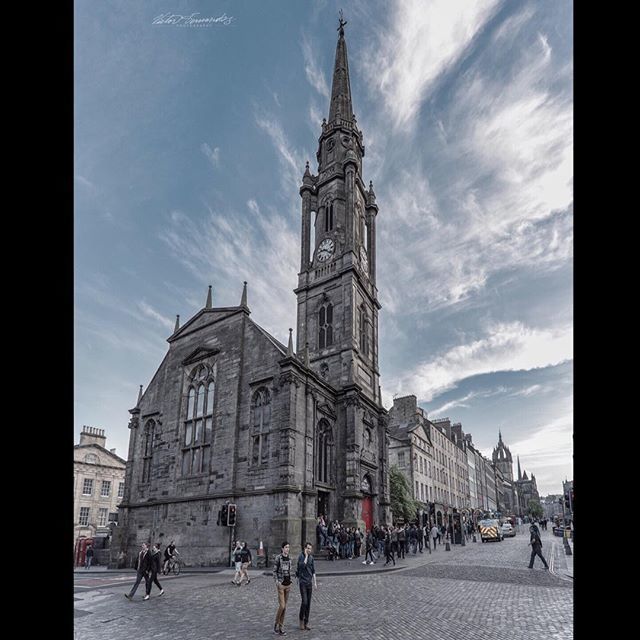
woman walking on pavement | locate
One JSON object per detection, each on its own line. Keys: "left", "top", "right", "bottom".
{"left": 296, "top": 542, "right": 317, "bottom": 631}
{"left": 239, "top": 541, "right": 252, "bottom": 585}
{"left": 273, "top": 541, "right": 293, "bottom": 635}
{"left": 231, "top": 541, "right": 243, "bottom": 585}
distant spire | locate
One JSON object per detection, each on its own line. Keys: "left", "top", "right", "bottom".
{"left": 241, "top": 281, "right": 248, "bottom": 307}
{"left": 304, "top": 342, "right": 310, "bottom": 367}
{"left": 517, "top": 455, "right": 522, "bottom": 481}
{"left": 287, "top": 328, "right": 294, "bottom": 356}
{"left": 367, "top": 180, "right": 377, "bottom": 205}
{"left": 498, "top": 430, "right": 503, "bottom": 444}
{"left": 137, "top": 384, "right": 143, "bottom": 407}
{"left": 205, "top": 285, "right": 212, "bottom": 309}
{"left": 328, "top": 11, "right": 353, "bottom": 124}
{"left": 523, "top": 470, "right": 528, "bottom": 480}
{"left": 174, "top": 314, "right": 180, "bottom": 333}
{"left": 302, "top": 160, "right": 314, "bottom": 186}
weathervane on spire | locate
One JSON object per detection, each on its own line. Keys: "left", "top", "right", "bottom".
{"left": 338, "top": 9, "right": 347, "bottom": 36}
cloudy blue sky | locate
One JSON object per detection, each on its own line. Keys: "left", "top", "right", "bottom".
{"left": 75, "top": 0, "right": 573, "bottom": 496}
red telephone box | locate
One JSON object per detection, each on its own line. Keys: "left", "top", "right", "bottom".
{"left": 75, "top": 537, "right": 94, "bottom": 567}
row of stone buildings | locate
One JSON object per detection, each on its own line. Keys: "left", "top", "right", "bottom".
{"left": 387, "top": 395, "right": 541, "bottom": 527}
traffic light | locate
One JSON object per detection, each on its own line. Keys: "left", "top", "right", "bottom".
{"left": 220, "top": 504, "right": 228, "bottom": 527}
{"left": 227, "top": 503, "right": 237, "bottom": 527}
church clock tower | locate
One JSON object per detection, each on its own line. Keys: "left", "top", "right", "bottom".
{"left": 295, "top": 16, "right": 380, "bottom": 404}
{"left": 294, "top": 15, "right": 390, "bottom": 531}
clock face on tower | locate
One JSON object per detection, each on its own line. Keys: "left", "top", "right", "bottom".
{"left": 317, "top": 238, "right": 335, "bottom": 262}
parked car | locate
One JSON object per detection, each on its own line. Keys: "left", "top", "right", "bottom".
{"left": 500, "top": 522, "right": 516, "bottom": 537}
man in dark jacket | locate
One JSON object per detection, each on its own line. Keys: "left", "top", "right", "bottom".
{"left": 296, "top": 542, "right": 317, "bottom": 631}
{"left": 84, "top": 545, "right": 94, "bottom": 569}
{"left": 125, "top": 542, "right": 152, "bottom": 600}
{"left": 528, "top": 525, "right": 549, "bottom": 569}
{"left": 145, "top": 543, "right": 164, "bottom": 598}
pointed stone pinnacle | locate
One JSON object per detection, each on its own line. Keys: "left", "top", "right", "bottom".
{"left": 287, "top": 328, "right": 294, "bottom": 356}
{"left": 241, "top": 281, "right": 248, "bottom": 307}
{"left": 137, "top": 385, "right": 143, "bottom": 406}
{"left": 174, "top": 314, "right": 180, "bottom": 333}
{"left": 205, "top": 285, "right": 212, "bottom": 309}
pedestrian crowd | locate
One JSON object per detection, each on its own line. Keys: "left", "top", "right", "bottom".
{"left": 314, "top": 517, "right": 474, "bottom": 565}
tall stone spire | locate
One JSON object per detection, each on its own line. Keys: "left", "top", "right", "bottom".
{"left": 205, "top": 285, "right": 212, "bottom": 309}
{"left": 498, "top": 429, "right": 503, "bottom": 444}
{"left": 517, "top": 455, "right": 522, "bottom": 481}
{"left": 328, "top": 11, "right": 354, "bottom": 124}
{"left": 174, "top": 314, "right": 180, "bottom": 333}
{"left": 136, "top": 384, "right": 143, "bottom": 407}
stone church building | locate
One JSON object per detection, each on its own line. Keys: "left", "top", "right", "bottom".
{"left": 492, "top": 431, "right": 517, "bottom": 515}
{"left": 113, "top": 20, "right": 392, "bottom": 566}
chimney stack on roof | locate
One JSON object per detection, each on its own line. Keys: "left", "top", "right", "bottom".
{"left": 79, "top": 426, "right": 107, "bottom": 447}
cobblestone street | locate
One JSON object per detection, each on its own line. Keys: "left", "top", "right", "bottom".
{"left": 74, "top": 530, "right": 572, "bottom": 640}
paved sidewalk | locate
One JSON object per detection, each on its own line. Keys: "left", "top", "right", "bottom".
{"left": 74, "top": 540, "right": 471, "bottom": 578}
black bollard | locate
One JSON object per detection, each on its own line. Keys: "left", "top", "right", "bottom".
{"left": 472, "top": 534, "right": 477, "bottom": 542}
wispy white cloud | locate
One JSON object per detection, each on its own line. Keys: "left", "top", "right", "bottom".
{"left": 430, "top": 386, "right": 509, "bottom": 415}
{"left": 386, "top": 321, "right": 573, "bottom": 403}
{"left": 201, "top": 142, "right": 221, "bottom": 169}
{"left": 371, "top": 6, "right": 572, "bottom": 313}
{"left": 510, "top": 384, "right": 543, "bottom": 398}
{"left": 158, "top": 200, "right": 299, "bottom": 344}
{"left": 138, "top": 301, "right": 175, "bottom": 331}
{"left": 75, "top": 175, "right": 95, "bottom": 190}
{"left": 491, "top": 5, "right": 536, "bottom": 45}
{"left": 362, "top": 0, "right": 501, "bottom": 130}
{"left": 309, "top": 103, "right": 324, "bottom": 135}
{"left": 75, "top": 308, "right": 167, "bottom": 361}
{"left": 254, "top": 114, "right": 306, "bottom": 198}
{"left": 301, "top": 33, "right": 330, "bottom": 98}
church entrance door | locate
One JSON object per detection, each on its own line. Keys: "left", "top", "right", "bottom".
{"left": 317, "top": 491, "right": 329, "bottom": 521}
{"left": 362, "top": 496, "right": 373, "bottom": 532}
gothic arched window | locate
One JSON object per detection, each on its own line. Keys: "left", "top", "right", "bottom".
{"left": 182, "top": 365, "right": 216, "bottom": 476}
{"left": 325, "top": 202, "right": 334, "bottom": 232}
{"left": 142, "top": 419, "right": 155, "bottom": 483}
{"left": 250, "top": 387, "right": 271, "bottom": 466}
{"left": 316, "top": 419, "right": 334, "bottom": 484}
{"left": 359, "top": 305, "right": 369, "bottom": 356}
{"left": 319, "top": 302, "right": 333, "bottom": 349}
